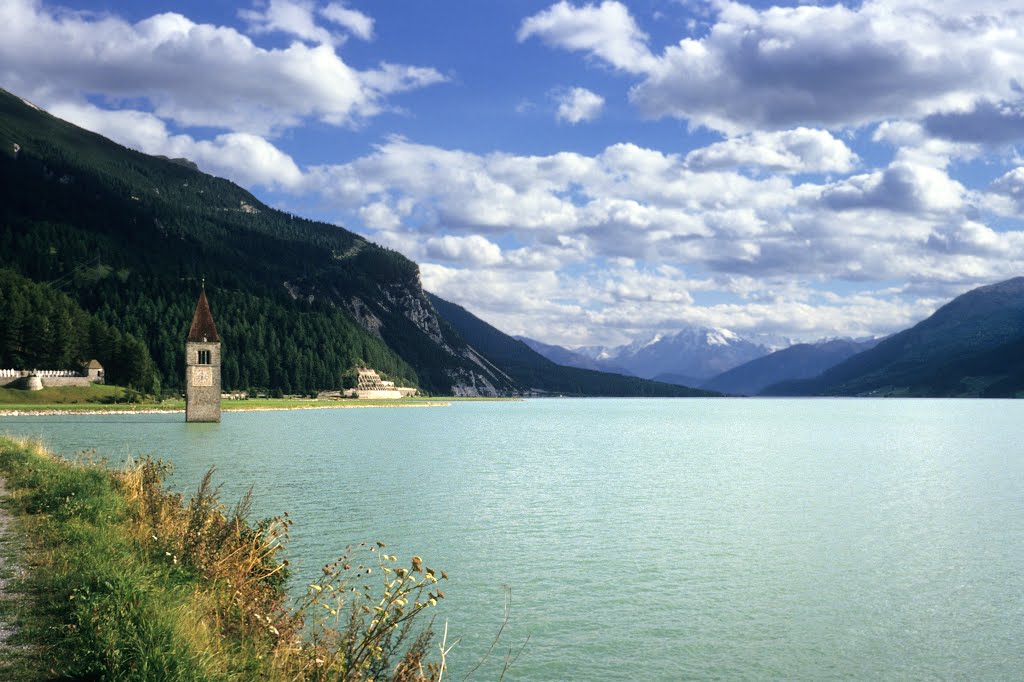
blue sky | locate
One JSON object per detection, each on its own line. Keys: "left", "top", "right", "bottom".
{"left": 5, "top": 0, "right": 1024, "bottom": 347}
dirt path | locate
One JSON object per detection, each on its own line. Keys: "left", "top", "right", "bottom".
{"left": 0, "top": 476, "right": 30, "bottom": 676}
{"left": 0, "top": 478, "right": 16, "bottom": 639}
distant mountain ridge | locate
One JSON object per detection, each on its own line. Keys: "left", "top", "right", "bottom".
{"left": 515, "top": 336, "right": 630, "bottom": 374}
{"left": 430, "top": 295, "right": 719, "bottom": 397}
{"left": 621, "top": 327, "right": 769, "bottom": 381}
{"left": 524, "top": 326, "right": 771, "bottom": 384}
{"left": 765, "top": 277, "right": 1024, "bottom": 397}
{"left": 702, "top": 338, "right": 880, "bottom": 395}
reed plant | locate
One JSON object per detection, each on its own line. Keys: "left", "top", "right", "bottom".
{"left": 0, "top": 436, "right": 448, "bottom": 680}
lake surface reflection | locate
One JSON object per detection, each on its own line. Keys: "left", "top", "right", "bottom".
{"left": 3, "top": 398, "right": 1022, "bottom": 679}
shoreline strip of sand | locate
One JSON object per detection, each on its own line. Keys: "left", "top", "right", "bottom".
{"left": 0, "top": 402, "right": 452, "bottom": 417}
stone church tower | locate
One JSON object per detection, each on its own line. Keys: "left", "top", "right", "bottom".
{"left": 185, "top": 287, "right": 221, "bottom": 423}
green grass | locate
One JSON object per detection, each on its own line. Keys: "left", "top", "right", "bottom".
{"left": 222, "top": 397, "right": 454, "bottom": 410}
{"left": 0, "top": 438, "right": 215, "bottom": 680}
{"left": 0, "top": 392, "right": 519, "bottom": 413}
{"left": 0, "top": 403, "right": 180, "bottom": 413}
{"left": 0, "top": 437, "right": 449, "bottom": 680}
{"left": 0, "top": 384, "right": 131, "bottom": 406}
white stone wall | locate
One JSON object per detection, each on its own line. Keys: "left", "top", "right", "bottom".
{"left": 40, "top": 376, "right": 95, "bottom": 388}
{"left": 357, "top": 389, "right": 403, "bottom": 400}
{"left": 0, "top": 369, "right": 102, "bottom": 388}
{"left": 0, "top": 371, "right": 22, "bottom": 387}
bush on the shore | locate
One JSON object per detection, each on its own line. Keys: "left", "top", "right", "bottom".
{"left": 0, "top": 437, "right": 448, "bottom": 680}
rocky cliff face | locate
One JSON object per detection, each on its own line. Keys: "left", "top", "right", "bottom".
{"left": 377, "top": 280, "right": 520, "bottom": 395}
{"left": 379, "top": 282, "right": 454, "bottom": 351}
{"left": 290, "top": 272, "right": 521, "bottom": 396}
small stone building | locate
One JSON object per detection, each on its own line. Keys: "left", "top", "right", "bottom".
{"left": 185, "top": 288, "right": 222, "bottom": 423}
{"left": 83, "top": 359, "right": 104, "bottom": 383}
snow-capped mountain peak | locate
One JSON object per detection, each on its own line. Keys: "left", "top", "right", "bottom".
{"left": 555, "top": 325, "right": 771, "bottom": 384}
{"left": 642, "top": 333, "right": 664, "bottom": 348}
{"left": 705, "top": 328, "right": 739, "bottom": 347}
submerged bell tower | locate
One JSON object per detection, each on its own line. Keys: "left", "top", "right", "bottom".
{"left": 185, "top": 285, "right": 221, "bottom": 423}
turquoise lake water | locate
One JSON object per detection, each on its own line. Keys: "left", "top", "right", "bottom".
{"left": 3, "top": 398, "right": 1023, "bottom": 679}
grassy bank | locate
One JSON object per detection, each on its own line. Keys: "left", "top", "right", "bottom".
{"left": 0, "top": 384, "right": 140, "bottom": 406}
{"left": 0, "top": 437, "right": 448, "bottom": 680}
{"left": 222, "top": 397, "right": 454, "bottom": 410}
{"left": 0, "top": 386, "right": 518, "bottom": 413}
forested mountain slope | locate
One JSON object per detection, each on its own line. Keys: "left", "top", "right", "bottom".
{"left": 765, "top": 278, "right": 1024, "bottom": 397}
{"left": 0, "top": 269, "right": 157, "bottom": 390}
{"left": 0, "top": 89, "right": 518, "bottom": 395}
{"left": 702, "top": 338, "right": 879, "bottom": 396}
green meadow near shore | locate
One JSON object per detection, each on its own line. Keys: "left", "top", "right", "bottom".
{"left": 0, "top": 384, "right": 135, "bottom": 407}
{"left": 0, "top": 436, "right": 451, "bottom": 681}
{"left": 0, "top": 385, "right": 510, "bottom": 414}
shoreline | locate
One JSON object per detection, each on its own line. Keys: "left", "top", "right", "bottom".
{"left": 0, "top": 401, "right": 453, "bottom": 417}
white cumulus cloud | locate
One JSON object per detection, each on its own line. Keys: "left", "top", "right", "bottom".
{"left": 47, "top": 101, "right": 304, "bottom": 190}
{"left": 520, "top": 0, "right": 1024, "bottom": 135}
{"left": 517, "top": 0, "right": 657, "bottom": 74}
{"left": 302, "top": 137, "right": 1024, "bottom": 298}
{"left": 0, "top": 0, "right": 442, "bottom": 135}
{"left": 321, "top": 2, "right": 374, "bottom": 41}
{"left": 822, "top": 162, "right": 966, "bottom": 214}
{"left": 685, "top": 128, "right": 858, "bottom": 174}
{"left": 555, "top": 87, "right": 605, "bottom": 124}
{"left": 240, "top": 1, "right": 374, "bottom": 44}
{"left": 425, "top": 235, "right": 504, "bottom": 266}
{"left": 240, "top": 0, "right": 337, "bottom": 45}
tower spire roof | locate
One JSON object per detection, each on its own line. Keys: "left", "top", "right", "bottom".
{"left": 187, "top": 287, "right": 220, "bottom": 343}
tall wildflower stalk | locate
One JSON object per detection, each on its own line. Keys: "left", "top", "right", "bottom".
{"left": 10, "top": 441, "right": 449, "bottom": 681}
